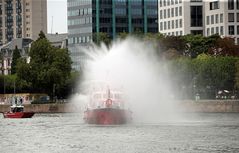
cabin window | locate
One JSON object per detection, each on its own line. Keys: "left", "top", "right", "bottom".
{"left": 93, "top": 94, "right": 101, "bottom": 99}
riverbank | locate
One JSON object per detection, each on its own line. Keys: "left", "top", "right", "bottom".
{"left": 0, "top": 100, "right": 239, "bottom": 113}
{"left": 0, "top": 103, "right": 81, "bottom": 113}
{"left": 179, "top": 100, "right": 239, "bottom": 113}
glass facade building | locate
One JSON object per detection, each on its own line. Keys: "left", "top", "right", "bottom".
{"left": 67, "top": 0, "right": 158, "bottom": 71}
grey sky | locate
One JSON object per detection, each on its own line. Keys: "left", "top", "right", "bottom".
{"left": 47, "top": 0, "right": 67, "bottom": 34}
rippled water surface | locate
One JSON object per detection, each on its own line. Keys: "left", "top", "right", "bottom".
{"left": 1, "top": 113, "right": 239, "bottom": 153}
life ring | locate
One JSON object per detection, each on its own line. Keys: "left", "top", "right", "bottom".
{"left": 106, "top": 99, "right": 112, "bottom": 107}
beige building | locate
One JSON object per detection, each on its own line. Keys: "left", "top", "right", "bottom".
{"left": 159, "top": 0, "right": 239, "bottom": 44}
{"left": 158, "top": 0, "right": 203, "bottom": 36}
{"left": 0, "top": 0, "right": 47, "bottom": 45}
{"left": 204, "top": 0, "right": 239, "bottom": 44}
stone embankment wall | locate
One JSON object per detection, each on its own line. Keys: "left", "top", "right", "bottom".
{"left": 179, "top": 100, "right": 239, "bottom": 113}
{"left": 0, "top": 103, "right": 81, "bottom": 113}
{"left": 0, "top": 100, "right": 239, "bottom": 113}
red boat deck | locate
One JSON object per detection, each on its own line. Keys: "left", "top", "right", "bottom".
{"left": 3, "top": 112, "right": 35, "bottom": 118}
{"left": 84, "top": 108, "right": 132, "bottom": 125}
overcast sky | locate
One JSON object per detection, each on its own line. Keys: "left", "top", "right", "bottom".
{"left": 47, "top": 0, "right": 67, "bottom": 34}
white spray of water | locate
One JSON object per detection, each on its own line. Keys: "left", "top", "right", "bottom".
{"left": 71, "top": 37, "right": 182, "bottom": 123}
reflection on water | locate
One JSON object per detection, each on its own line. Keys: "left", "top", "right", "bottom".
{"left": 1, "top": 113, "right": 239, "bottom": 153}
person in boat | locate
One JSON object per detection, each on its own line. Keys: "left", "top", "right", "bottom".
{"left": 20, "top": 97, "right": 23, "bottom": 105}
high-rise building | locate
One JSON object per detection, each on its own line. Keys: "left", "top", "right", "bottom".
{"left": 158, "top": 0, "right": 203, "bottom": 36}
{"left": 158, "top": 0, "right": 239, "bottom": 44}
{"left": 0, "top": 0, "right": 47, "bottom": 46}
{"left": 204, "top": 0, "right": 239, "bottom": 44}
{"left": 67, "top": 0, "right": 158, "bottom": 71}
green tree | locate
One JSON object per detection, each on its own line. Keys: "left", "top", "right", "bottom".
{"left": 159, "top": 35, "right": 186, "bottom": 54}
{"left": 93, "top": 32, "right": 111, "bottom": 46}
{"left": 182, "top": 34, "right": 219, "bottom": 58}
{"left": 192, "top": 54, "right": 237, "bottom": 98}
{"left": 15, "top": 58, "right": 32, "bottom": 92}
{"left": 208, "top": 37, "right": 239, "bottom": 56}
{"left": 16, "top": 32, "right": 72, "bottom": 99}
{"left": 11, "top": 46, "right": 21, "bottom": 74}
{"left": 235, "top": 60, "right": 239, "bottom": 89}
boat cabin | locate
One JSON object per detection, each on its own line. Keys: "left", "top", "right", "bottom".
{"left": 10, "top": 105, "right": 24, "bottom": 113}
{"left": 89, "top": 90, "right": 125, "bottom": 109}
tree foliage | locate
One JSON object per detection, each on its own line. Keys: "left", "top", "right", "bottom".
{"left": 16, "top": 32, "right": 72, "bottom": 98}
{"left": 11, "top": 46, "right": 21, "bottom": 74}
{"left": 208, "top": 37, "right": 239, "bottom": 56}
{"left": 93, "top": 32, "right": 111, "bottom": 46}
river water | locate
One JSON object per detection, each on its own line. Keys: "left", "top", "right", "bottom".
{"left": 0, "top": 113, "right": 239, "bottom": 153}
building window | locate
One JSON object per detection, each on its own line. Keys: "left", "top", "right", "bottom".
{"left": 207, "top": 28, "right": 210, "bottom": 36}
{"left": 168, "top": 21, "right": 170, "bottom": 29}
{"left": 171, "top": 0, "right": 174, "bottom": 5}
{"left": 180, "top": 31, "right": 182, "bottom": 35}
{"left": 207, "top": 16, "right": 209, "bottom": 25}
{"left": 164, "top": 21, "right": 167, "bottom": 30}
{"left": 211, "top": 27, "right": 214, "bottom": 34}
{"left": 7, "top": 58, "right": 11, "bottom": 67}
{"left": 228, "top": 13, "right": 234, "bottom": 22}
{"left": 237, "top": 0, "right": 239, "bottom": 9}
{"left": 160, "top": 22, "right": 163, "bottom": 30}
{"left": 215, "top": 14, "right": 219, "bottom": 23}
{"left": 175, "top": 7, "right": 178, "bottom": 16}
{"left": 160, "top": 10, "right": 163, "bottom": 19}
{"left": 220, "top": 26, "right": 224, "bottom": 35}
{"left": 168, "top": 9, "right": 170, "bottom": 18}
{"left": 210, "top": 1, "right": 219, "bottom": 10}
{"left": 179, "top": 6, "right": 182, "bottom": 16}
{"left": 164, "top": 9, "right": 166, "bottom": 18}
{"left": 237, "top": 26, "right": 239, "bottom": 34}
{"left": 216, "top": 27, "right": 219, "bottom": 34}
{"left": 228, "top": 0, "right": 234, "bottom": 10}
{"left": 190, "top": 6, "right": 202, "bottom": 27}
{"left": 179, "top": 19, "right": 182, "bottom": 27}
{"left": 172, "top": 20, "right": 174, "bottom": 29}
{"left": 171, "top": 8, "right": 174, "bottom": 17}
{"left": 190, "top": 0, "right": 203, "bottom": 2}
{"left": 237, "top": 13, "right": 239, "bottom": 22}
{"left": 229, "top": 25, "right": 235, "bottom": 35}
{"left": 220, "top": 14, "right": 223, "bottom": 23}
{"left": 176, "top": 19, "right": 178, "bottom": 28}
{"left": 211, "top": 15, "right": 214, "bottom": 24}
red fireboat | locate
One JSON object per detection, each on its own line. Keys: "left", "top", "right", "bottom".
{"left": 83, "top": 86, "right": 132, "bottom": 125}
{"left": 3, "top": 105, "right": 35, "bottom": 118}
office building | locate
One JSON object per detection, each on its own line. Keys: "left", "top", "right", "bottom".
{"left": 204, "top": 0, "right": 239, "bottom": 44}
{"left": 67, "top": 0, "right": 158, "bottom": 71}
{"left": 158, "top": 0, "right": 203, "bottom": 36}
{"left": 159, "top": 0, "right": 239, "bottom": 44}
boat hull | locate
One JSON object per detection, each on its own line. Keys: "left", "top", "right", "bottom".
{"left": 84, "top": 108, "right": 132, "bottom": 125}
{"left": 3, "top": 112, "right": 35, "bottom": 118}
